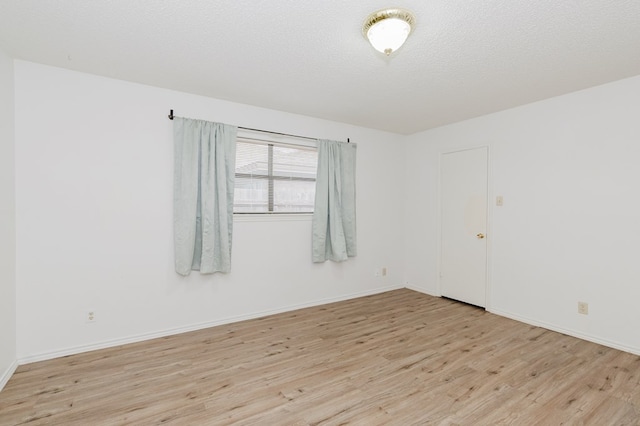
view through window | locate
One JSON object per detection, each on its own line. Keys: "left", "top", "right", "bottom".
{"left": 234, "top": 139, "right": 317, "bottom": 213}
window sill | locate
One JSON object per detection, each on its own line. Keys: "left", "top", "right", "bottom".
{"left": 233, "top": 213, "right": 313, "bottom": 222}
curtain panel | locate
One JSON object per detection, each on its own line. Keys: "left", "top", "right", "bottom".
{"left": 312, "top": 139, "right": 357, "bottom": 262}
{"left": 173, "top": 117, "right": 237, "bottom": 275}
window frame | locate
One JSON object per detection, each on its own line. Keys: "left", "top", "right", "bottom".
{"left": 234, "top": 131, "right": 318, "bottom": 216}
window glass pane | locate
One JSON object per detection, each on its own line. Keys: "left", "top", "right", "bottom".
{"left": 234, "top": 139, "right": 317, "bottom": 214}
{"left": 234, "top": 176, "right": 268, "bottom": 213}
{"left": 272, "top": 146, "right": 317, "bottom": 179}
{"left": 236, "top": 142, "right": 268, "bottom": 177}
{"left": 273, "top": 180, "right": 316, "bottom": 213}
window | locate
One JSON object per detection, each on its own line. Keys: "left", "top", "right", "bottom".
{"left": 234, "top": 138, "right": 317, "bottom": 213}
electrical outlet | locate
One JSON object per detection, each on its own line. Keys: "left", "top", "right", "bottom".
{"left": 496, "top": 195, "right": 504, "bottom": 206}
{"left": 578, "top": 302, "right": 588, "bottom": 315}
{"left": 374, "top": 269, "right": 381, "bottom": 277}
{"left": 86, "top": 310, "right": 97, "bottom": 323}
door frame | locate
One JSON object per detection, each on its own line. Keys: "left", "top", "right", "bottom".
{"left": 436, "top": 145, "right": 493, "bottom": 309}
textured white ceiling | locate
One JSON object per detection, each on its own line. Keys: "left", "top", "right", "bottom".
{"left": 0, "top": 0, "right": 639, "bottom": 134}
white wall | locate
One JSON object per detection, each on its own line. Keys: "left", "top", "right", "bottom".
{"left": 14, "top": 61, "right": 405, "bottom": 361}
{"left": 14, "top": 58, "right": 640, "bottom": 366}
{"left": 0, "top": 50, "right": 17, "bottom": 389}
{"left": 404, "top": 74, "right": 640, "bottom": 354}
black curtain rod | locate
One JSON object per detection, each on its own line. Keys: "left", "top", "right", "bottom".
{"left": 168, "top": 110, "right": 349, "bottom": 143}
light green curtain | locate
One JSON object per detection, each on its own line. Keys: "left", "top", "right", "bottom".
{"left": 173, "top": 117, "right": 237, "bottom": 275}
{"left": 312, "top": 139, "right": 357, "bottom": 262}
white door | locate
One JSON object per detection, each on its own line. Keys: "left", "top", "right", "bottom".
{"left": 440, "top": 147, "right": 488, "bottom": 307}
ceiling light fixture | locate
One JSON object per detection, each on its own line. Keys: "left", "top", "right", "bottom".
{"left": 363, "top": 8, "right": 415, "bottom": 56}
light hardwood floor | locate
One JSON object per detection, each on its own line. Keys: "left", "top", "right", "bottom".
{"left": 1, "top": 289, "right": 639, "bottom": 425}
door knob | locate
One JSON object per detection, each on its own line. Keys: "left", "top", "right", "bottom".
{"left": 476, "top": 233, "right": 485, "bottom": 239}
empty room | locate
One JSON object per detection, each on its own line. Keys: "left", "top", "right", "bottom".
{"left": 1, "top": 1, "right": 640, "bottom": 424}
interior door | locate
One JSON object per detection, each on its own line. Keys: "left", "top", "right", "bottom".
{"left": 440, "top": 147, "right": 488, "bottom": 307}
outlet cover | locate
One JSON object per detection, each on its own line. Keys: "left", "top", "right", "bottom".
{"left": 578, "top": 302, "right": 588, "bottom": 315}
{"left": 86, "top": 310, "right": 97, "bottom": 323}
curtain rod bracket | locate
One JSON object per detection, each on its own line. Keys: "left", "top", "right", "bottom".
{"left": 168, "top": 109, "right": 174, "bottom": 120}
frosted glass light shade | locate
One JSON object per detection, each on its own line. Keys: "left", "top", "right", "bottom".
{"left": 363, "top": 9, "right": 415, "bottom": 56}
{"left": 367, "top": 18, "right": 411, "bottom": 55}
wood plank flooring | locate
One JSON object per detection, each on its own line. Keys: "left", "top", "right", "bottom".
{"left": 1, "top": 289, "right": 640, "bottom": 425}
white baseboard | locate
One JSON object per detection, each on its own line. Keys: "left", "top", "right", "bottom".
{"left": 21, "top": 283, "right": 636, "bottom": 366}
{"left": 489, "top": 307, "right": 640, "bottom": 356}
{"left": 0, "top": 359, "right": 18, "bottom": 392}
{"left": 404, "top": 284, "right": 439, "bottom": 297}
{"left": 406, "top": 285, "right": 640, "bottom": 356}
{"left": 18, "top": 284, "right": 403, "bottom": 365}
